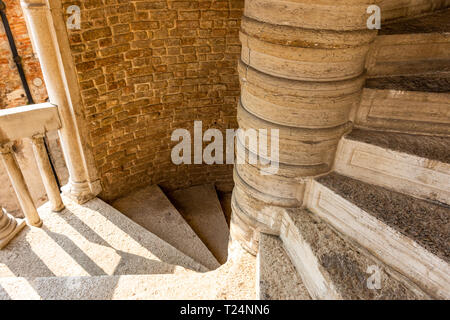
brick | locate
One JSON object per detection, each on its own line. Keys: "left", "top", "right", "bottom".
{"left": 57, "top": 0, "right": 243, "bottom": 200}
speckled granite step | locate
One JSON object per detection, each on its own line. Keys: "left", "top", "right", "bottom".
{"left": 347, "top": 129, "right": 450, "bottom": 163}
{"left": 281, "top": 209, "right": 428, "bottom": 300}
{"left": 366, "top": 9, "right": 450, "bottom": 77}
{"left": 306, "top": 173, "right": 450, "bottom": 298}
{"left": 112, "top": 185, "right": 220, "bottom": 270}
{"left": 356, "top": 75, "right": 450, "bottom": 136}
{"left": 365, "top": 73, "right": 450, "bottom": 93}
{"left": 380, "top": 9, "right": 450, "bottom": 35}
{"left": 0, "top": 196, "right": 205, "bottom": 279}
{"left": 335, "top": 130, "right": 450, "bottom": 204}
{"left": 258, "top": 233, "right": 310, "bottom": 300}
{"left": 168, "top": 184, "right": 230, "bottom": 264}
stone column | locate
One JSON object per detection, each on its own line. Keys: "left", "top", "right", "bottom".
{"left": 0, "top": 207, "right": 26, "bottom": 250}
{"left": 31, "top": 134, "right": 65, "bottom": 212}
{"left": 0, "top": 143, "right": 42, "bottom": 227}
{"left": 20, "top": 0, "right": 98, "bottom": 204}
{"left": 231, "top": 0, "right": 379, "bottom": 253}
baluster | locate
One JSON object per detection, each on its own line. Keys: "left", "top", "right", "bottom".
{"left": 31, "top": 134, "right": 64, "bottom": 212}
{"left": 0, "top": 142, "right": 42, "bottom": 227}
{"left": 0, "top": 207, "right": 26, "bottom": 249}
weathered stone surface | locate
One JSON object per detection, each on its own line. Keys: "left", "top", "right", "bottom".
{"left": 0, "top": 195, "right": 206, "bottom": 278}
{"left": 346, "top": 129, "right": 450, "bottom": 164}
{"left": 307, "top": 175, "right": 450, "bottom": 299}
{"left": 0, "top": 209, "right": 26, "bottom": 250}
{"left": 239, "top": 61, "right": 366, "bottom": 128}
{"left": 244, "top": 0, "right": 381, "bottom": 31}
{"left": 380, "top": 8, "right": 450, "bottom": 35}
{"left": 0, "top": 104, "right": 61, "bottom": 143}
{"left": 355, "top": 87, "right": 450, "bottom": 136}
{"left": 112, "top": 185, "right": 220, "bottom": 270}
{"left": 281, "top": 209, "right": 426, "bottom": 300}
{"left": 232, "top": 0, "right": 374, "bottom": 251}
{"left": 168, "top": 184, "right": 230, "bottom": 265}
{"left": 237, "top": 102, "right": 351, "bottom": 167}
{"left": 366, "top": 9, "right": 450, "bottom": 77}
{"left": 334, "top": 130, "right": 450, "bottom": 204}
{"left": 317, "top": 173, "right": 450, "bottom": 263}
{"left": 258, "top": 233, "right": 311, "bottom": 300}
{"left": 0, "top": 240, "right": 256, "bottom": 300}
{"left": 365, "top": 73, "right": 450, "bottom": 93}
{"left": 380, "top": 0, "right": 450, "bottom": 22}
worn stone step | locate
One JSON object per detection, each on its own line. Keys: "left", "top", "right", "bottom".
{"left": 365, "top": 73, "right": 450, "bottom": 93}
{"left": 380, "top": 8, "right": 450, "bottom": 35}
{"left": 0, "top": 196, "right": 205, "bottom": 279}
{"left": 380, "top": 1, "right": 449, "bottom": 23}
{"left": 168, "top": 184, "right": 230, "bottom": 264}
{"left": 305, "top": 173, "right": 450, "bottom": 299}
{"left": 258, "top": 233, "right": 311, "bottom": 300}
{"left": 366, "top": 9, "right": 450, "bottom": 77}
{"left": 112, "top": 185, "right": 220, "bottom": 270}
{"left": 334, "top": 129, "right": 450, "bottom": 204}
{"left": 355, "top": 71, "right": 450, "bottom": 136}
{"left": 280, "top": 208, "right": 428, "bottom": 300}
{"left": 0, "top": 240, "right": 256, "bottom": 300}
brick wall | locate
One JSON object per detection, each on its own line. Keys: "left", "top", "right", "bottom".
{"left": 0, "top": 0, "right": 47, "bottom": 108}
{"left": 64, "top": 0, "right": 243, "bottom": 200}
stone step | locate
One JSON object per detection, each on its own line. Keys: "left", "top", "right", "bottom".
{"left": 365, "top": 73, "right": 450, "bottom": 93}
{"left": 112, "top": 185, "right": 220, "bottom": 270}
{"left": 0, "top": 196, "right": 205, "bottom": 279}
{"left": 305, "top": 173, "right": 450, "bottom": 299}
{"left": 0, "top": 240, "right": 257, "bottom": 300}
{"left": 258, "top": 233, "right": 311, "bottom": 300}
{"left": 217, "top": 191, "right": 232, "bottom": 227}
{"left": 380, "top": 9, "right": 450, "bottom": 35}
{"left": 380, "top": 1, "right": 449, "bottom": 23}
{"left": 280, "top": 208, "right": 428, "bottom": 300}
{"left": 355, "top": 73, "right": 450, "bottom": 136}
{"left": 168, "top": 184, "right": 230, "bottom": 264}
{"left": 334, "top": 129, "right": 450, "bottom": 204}
{"left": 366, "top": 9, "right": 450, "bottom": 77}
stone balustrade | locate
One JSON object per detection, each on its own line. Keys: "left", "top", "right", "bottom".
{"left": 0, "top": 103, "right": 65, "bottom": 248}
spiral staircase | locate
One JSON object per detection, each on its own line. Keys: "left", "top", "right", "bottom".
{"left": 0, "top": 3, "right": 449, "bottom": 300}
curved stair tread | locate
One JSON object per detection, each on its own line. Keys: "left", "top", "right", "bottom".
{"left": 380, "top": 9, "right": 450, "bottom": 35}
{"left": 258, "top": 234, "right": 311, "bottom": 300}
{"left": 168, "top": 184, "right": 230, "bottom": 265}
{"left": 317, "top": 173, "right": 450, "bottom": 264}
{"left": 283, "top": 209, "right": 428, "bottom": 300}
{"left": 0, "top": 196, "right": 205, "bottom": 279}
{"left": 365, "top": 73, "right": 450, "bottom": 93}
{"left": 0, "top": 240, "right": 256, "bottom": 300}
{"left": 346, "top": 129, "right": 450, "bottom": 164}
{"left": 112, "top": 185, "right": 220, "bottom": 270}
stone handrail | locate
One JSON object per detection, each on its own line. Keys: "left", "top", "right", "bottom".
{"left": 0, "top": 103, "right": 65, "bottom": 243}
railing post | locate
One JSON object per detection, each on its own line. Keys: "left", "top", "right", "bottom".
{"left": 31, "top": 134, "right": 65, "bottom": 212}
{"left": 0, "top": 142, "right": 42, "bottom": 227}
{"left": 0, "top": 207, "right": 26, "bottom": 249}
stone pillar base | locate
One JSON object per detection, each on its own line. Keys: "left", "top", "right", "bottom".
{"left": 0, "top": 210, "right": 27, "bottom": 250}
{"left": 61, "top": 180, "right": 95, "bottom": 205}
